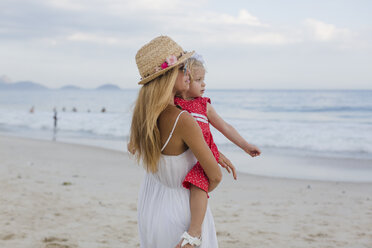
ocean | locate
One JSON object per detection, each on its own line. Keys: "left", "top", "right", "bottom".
{"left": 1, "top": 89, "right": 372, "bottom": 181}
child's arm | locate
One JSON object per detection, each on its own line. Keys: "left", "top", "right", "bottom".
{"left": 207, "top": 103, "right": 261, "bottom": 157}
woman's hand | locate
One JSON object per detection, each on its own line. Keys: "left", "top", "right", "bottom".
{"left": 244, "top": 144, "right": 261, "bottom": 157}
{"left": 218, "top": 151, "right": 237, "bottom": 180}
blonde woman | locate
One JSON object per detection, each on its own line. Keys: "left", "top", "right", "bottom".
{"left": 129, "top": 36, "right": 221, "bottom": 247}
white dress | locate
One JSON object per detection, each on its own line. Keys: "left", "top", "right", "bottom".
{"left": 138, "top": 111, "right": 218, "bottom": 248}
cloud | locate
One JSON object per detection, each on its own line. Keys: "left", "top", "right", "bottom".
{"left": 45, "top": 0, "right": 86, "bottom": 11}
{"left": 45, "top": 0, "right": 202, "bottom": 14}
{"left": 0, "top": 0, "right": 361, "bottom": 49}
{"left": 1, "top": 0, "right": 370, "bottom": 89}
{"left": 304, "top": 18, "right": 352, "bottom": 42}
{"left": 67, "top": 32, "right": 119, "bottom": 45}
{"left": 205, "top": 9, "right": 269, "bottom": 27}
{"left": 137, "top": 9, "right": 296, "bottom": 46}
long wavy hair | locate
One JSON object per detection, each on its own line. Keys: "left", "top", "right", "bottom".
{"left": 128, "top": 67, "right": 179, "bottom": 173}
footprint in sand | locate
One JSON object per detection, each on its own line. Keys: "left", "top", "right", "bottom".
{"left": 308, "top": 232, "right": 329, "bottom": 238}
{"left": 43, "top": 237, "right": 76, "bottom": 248}
{"left": 302, "top": 237, "right": 316, "bottom": 243}
{"left": 129, "top": 203, "right": 137, "bottom": 211}
{"left": 43, "top": 237, "right": 68, "bottom": 243}
{"left": 263, "top": 212, "right": 280, "bottom": 218}
{"left": 127, "top": 220, "right": 137, "bottom": 225}
{"left": 225, "top": 239, "right": 239, "bottom": 244}
{"left": 45, "top": 244, "right": 73, "bottom": 248}
{"left": 1, "top": 233, "right": 15, "bottom": 240}
{"left": 250, "top": 201, "right": 261, "bottom": 206}
{"left": 216, "top": 231, "right": 231, "bottom": 237}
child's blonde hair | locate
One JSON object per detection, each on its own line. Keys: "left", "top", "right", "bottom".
{"left": 128, "top": 67, "right": 179, "bottom": 173}
{"left": 187, "top": 57, "right": 206, "bottom": 83}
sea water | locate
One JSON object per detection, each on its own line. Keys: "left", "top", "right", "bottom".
{"left": 1, "top": 89, "right": 371, "bottom": 181}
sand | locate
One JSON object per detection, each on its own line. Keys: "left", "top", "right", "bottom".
{"left": 0, "top": 135, "right": 371, "bottom": 248}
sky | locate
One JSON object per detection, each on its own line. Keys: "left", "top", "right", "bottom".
{"left": 0, "top": 0, "right": 371, "bottom": 89}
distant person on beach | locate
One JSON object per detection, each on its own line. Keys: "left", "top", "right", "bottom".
{"left": 53, "top": 108, "right": 58, "bottom": 129}
{"left": 52, "top": 108, "right": 58, "bottom": 141}
{"left": 29, "top": 106, "right": 34, "bottom": 113}
{"left": 128, "top": 36, "right": 224, "bottom": 247}
{"left": 101, "top": 107, "right": 106, "bottom": 113}
{"left": 174, "top": 55, "right": 261, "bottom": 242}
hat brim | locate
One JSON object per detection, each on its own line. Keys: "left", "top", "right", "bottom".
{"left": 138, "top": 51, "right": 195, "bottom": 85}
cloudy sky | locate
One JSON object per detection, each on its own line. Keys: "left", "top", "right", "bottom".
{"left": 1, "top": 0, "right": 371, "bottom": 89}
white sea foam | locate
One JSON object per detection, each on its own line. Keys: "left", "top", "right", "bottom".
{"left": 0, "top": 89, "right": 371, "bottom": 160}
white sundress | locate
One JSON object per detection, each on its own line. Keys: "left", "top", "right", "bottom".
{"left": 137, "top": 111, "right": 218, "bottom": 248}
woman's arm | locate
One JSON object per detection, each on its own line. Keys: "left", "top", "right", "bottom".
{"left": 174, "top": 113, "right": 222, "bottom": 248}
{"left": 207, "top": 103, "right": 261, "bottom": 157}
{"left": 178, "top": 113, "right": 222, "bottom": 192}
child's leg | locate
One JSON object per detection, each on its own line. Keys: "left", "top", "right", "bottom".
{"left": 183, "top": 162, "right": 209, "bottom": 194}
{"left": 188, "top": 184, "right": 208, "bottom": 237}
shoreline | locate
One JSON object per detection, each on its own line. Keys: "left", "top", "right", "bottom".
{"left": 1, "top": 135, "right": 372, "bottom": 247}
{"left": 2, "top": 124, "right": 372, "bottom": 160}
{"left": 1, "top": 131, "right": 372, "bottom": 183}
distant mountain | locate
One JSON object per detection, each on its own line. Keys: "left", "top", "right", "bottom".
{"left": 96, "top": 84, "right": 121, "bottom": 90}
{"left": 60, "top": 85, "right": 82, "bottom": 90}
{"left": 0, "top": 81, "right": 48, "bottom": 90}
{"left": 0, "top": 77, "right": 122, "bottom": 91}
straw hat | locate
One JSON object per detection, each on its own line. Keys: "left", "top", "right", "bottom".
{"left": 135, "top": 36, "right": 194, "bottom": 85}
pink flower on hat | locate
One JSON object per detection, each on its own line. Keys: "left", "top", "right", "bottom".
{"left": 166, "top": 55, "right": 178, "bottom": 66}
{"left": 155, "top": 54, "right": 179, "bottom": 72}
{"left": 161, "top": 62, "right": 168, "bottom": 69}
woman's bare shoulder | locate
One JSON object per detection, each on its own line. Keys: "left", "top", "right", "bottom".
{"left": 176, "top": 110, "right": 200, "bottom": 134}
{"left": 158, "top": 105, "right": 187, "bottom": 129}
{"left": 159, "top": 105, "right": 183, "bottom": 120}
{"left": 159, "top": 106, "right": 196, "bottom": 132}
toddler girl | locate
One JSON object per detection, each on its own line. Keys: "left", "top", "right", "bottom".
{"left": 175, "top": 56, "right": 261, "bottom": 246}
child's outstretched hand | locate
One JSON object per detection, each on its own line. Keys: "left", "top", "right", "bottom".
{"left": 244, "top": 144, "right": 261, "bottom": 157}
{"left": 218, "top": 151, "right": 237, "bottom": 180}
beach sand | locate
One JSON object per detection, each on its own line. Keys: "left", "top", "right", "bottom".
{"left": 1, "top": 135, "right": 371, "bottom": 248}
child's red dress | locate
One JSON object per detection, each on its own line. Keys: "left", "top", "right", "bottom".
{"left": 174, "top": 97, "right": 219, "bottom": 194}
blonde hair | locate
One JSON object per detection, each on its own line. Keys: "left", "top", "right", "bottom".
{"left": 129, "top": 67, "right": 179, "bottom": 173}
{"left": 187, "top": 58, "right": 206, "bottom": 83}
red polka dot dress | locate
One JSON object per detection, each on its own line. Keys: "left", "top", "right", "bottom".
{"left": 174, "top": 96, "right": 220, "bottom": 194}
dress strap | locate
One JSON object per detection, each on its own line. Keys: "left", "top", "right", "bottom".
{"left": 161, "top": 110, "right": 187, "bottom": 152}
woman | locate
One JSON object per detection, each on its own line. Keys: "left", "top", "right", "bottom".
{"left": 129, "top": 36, "right": 222, "bottom": 247}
